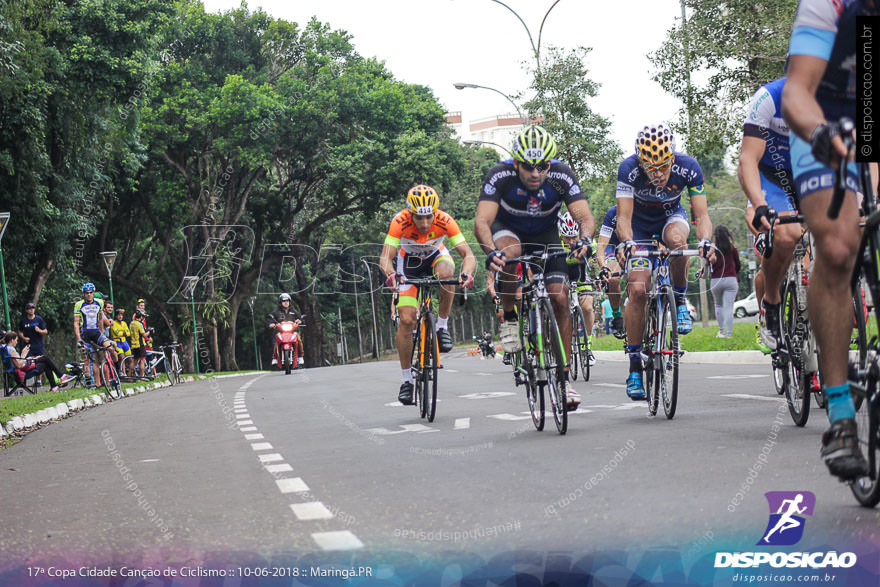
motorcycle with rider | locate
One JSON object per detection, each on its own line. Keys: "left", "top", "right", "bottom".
{"left": 266, "top": 293, "right": 305, "bottom": 374}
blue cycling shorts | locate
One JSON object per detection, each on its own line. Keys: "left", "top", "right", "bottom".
{"left": 790, "top": 133, "right": 860, "bottom": 199}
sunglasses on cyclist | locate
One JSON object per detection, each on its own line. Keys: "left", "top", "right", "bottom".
{"left": 519, "top": 161, "right": 550, "bottom": 173}
{"left": 642, "top": 159, "right": 673, "bottom": 174}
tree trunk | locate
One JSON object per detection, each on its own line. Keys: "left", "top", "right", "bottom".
{"left": 26, "top": 247, "right": 56, "bottom": 306}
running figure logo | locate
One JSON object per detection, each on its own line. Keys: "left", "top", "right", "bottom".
{"left": 758, "top": 491, "right": 815, "bottom": 546}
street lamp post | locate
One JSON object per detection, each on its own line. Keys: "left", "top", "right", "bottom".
{"left": 361, "top": 259, "right": 380, "bottom": 359}
{"left": 100, "top": 251, "right": 118, "bottom": 306}
{"left": 0, "top": 212, "right": 10, "bottom": 329}
{"left": 463, "top": 139, "right": 513, "bottom": 157}
{"left": 487, "top": 0, "right": 562, "bottom": 71}
{"left": 247, "top": 296, "right": 260, "bottom": 370}
{"left": 453, "top": 83, "right": 528, "bottom": 126}
{"left": 183, "top": 276, "right": 199, "bottom": 373}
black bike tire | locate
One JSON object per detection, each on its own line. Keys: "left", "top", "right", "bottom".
{"left": 414, "top": 318, "right": 426, "bottom": 419}
{"left": 425, "top": 313, "right": 438, "bottom": 422}
{"left": 165, "top": 350, "right": 175, "bottom": 386}
{"left": 782, "top": 279, "right": 810, "bottom": 427}
{"left": 574, "top": 304, "right": 591, "bottom": 382}
{"left": 518, "top": 347, "right": 544, "bottom": 431}
{"left": 570, "top": 311, "right": 579, "bottom": 382}
{"left": 851, "top": 281, "right": 868, "bottom": 412}
{"left": 174, "top": 353, "right": 183, "bottom": 384}
{"left": 539, "top": 298, "right": 567, "bottom": 435}
{"left": 658, "top": 286, "right": 680, "bottom": 419}
{"left": 643, "top": 296, "right": 659, "bottom": 416}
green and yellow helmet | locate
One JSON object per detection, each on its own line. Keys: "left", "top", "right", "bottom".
{"left": 512, "top": 125, "right": 557, "bottom": 166}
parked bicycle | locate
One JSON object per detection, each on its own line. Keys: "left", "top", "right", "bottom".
{"left": 506, "top": 250, "right": 570, "bottom": 435}
{"left": 79, "top": 341, "right": 122, "bottom": 399}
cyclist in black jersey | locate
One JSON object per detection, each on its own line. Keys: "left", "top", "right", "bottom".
{"left": 475, "top": 125, "right": 596, "bottom": 411}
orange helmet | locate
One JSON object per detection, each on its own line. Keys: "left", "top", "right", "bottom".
{"left": 635, "top": 124, "right": 676, "bottom": 166}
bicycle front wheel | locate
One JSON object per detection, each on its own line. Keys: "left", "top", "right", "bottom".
{"left": 539, "top": 298, "right": 567, "bottom": 435}
{"left": 781, "top": 279, "right": 810, "bottom": 427}
{"left": 852, "top": 385, "right": 880, "bottom": 507}
{"left": 574, "top": 304, "right": 590, "bottom": 382}
{"left": 424, "top": 313, "right": 438, "bottom": 423}
{"left": 102, "top": 360, "right": 121, "bottom": 399}
{"left": 643, "top": 297, "right": 660, "bottom": 417}
{"left": 658, "top": 286, "right": 680, "bottom": 419}
{"left": 173, "top": 353, "right": 183, "bottom": 385}
{"left": 570, "top": 311, "right": 580, "bottom": 382}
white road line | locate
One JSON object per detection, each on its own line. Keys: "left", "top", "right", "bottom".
{"left": 251, "top": 442, "right": 273, "bottom": 451}
{"left": 708, "top": 374, "right": 768, "bottom": 380}
{"left": 139, "top": 459, "right": 160, "bottom": 463}
{"left": 593, "top": 383, "right": 627, "bottom": 389}
{"left": 276, "top": 477, "right": 309, "bottom": 493}
{"left": 237, "top": 420, "right": 254, "bottom": 425}
{"left": 611, "top": 404, "right": 644, "bottom": 410}
{"left": 723, "top": 393, "right": 785, "bottom": 402}
{"left": 244, "top": 433, "right": 264, "bottom": 440}
{"left": 265, "top": 463, "right": 293, "bottom": 474}
{"left": 364, "top": 424, "right": 438, "bottom": 435}
{"left": 291, "top": 502, "right": 334, "bottom": 520}
{"left": 235, "top": 414, "right": 251, "bottom": 419}
{"left": 234, "top": 409, "right": 248, "bottom": 413}
{"left": 458, "top": 391, "right": 515, "bottom": 399}
{"left": 488, "top": 413, "right": 533, "bottom": 421}
{"left": 240, "top": 426, "right": 258, "bottom": 432}
{"left": 445, "top": 369, "right": 459, "bottom": 373}
{"left": 259, "top": 453, "right": 284, "bottom": 463}
{"left": 312, "top": 531, "right": 364, "bottom": 551}
{"left": 454, "top": 418, "right": 470, "bottom": 430}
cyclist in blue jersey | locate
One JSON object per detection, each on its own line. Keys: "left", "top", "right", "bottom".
{"left": 738, "top": 77, "right": 805, "bottom": 352}
{"left": 475, "top": 125, "right": 596, "bottom": 411}
{"left": 73, "top": 282, "right": 118, "bottom": 387}
{"left": 615, "top": 124, "right": 715, "bottom": 400}
{"left": 596, "top": 205, "right": 625, "bottom": 337}
{"left": 782, "top": 0, "right": 878, "bottom": 480}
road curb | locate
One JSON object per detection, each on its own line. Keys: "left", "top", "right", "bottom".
{"left": 593, "top": 350, "right": 770, "bottom": 365}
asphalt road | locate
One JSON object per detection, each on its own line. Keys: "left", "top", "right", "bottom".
{"left": 1, "top": 355, "right": 878, "bottom": 583}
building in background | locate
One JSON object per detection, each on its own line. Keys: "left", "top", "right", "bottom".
{"left": 445, "top": 112, "right": 541, "bottom": 157}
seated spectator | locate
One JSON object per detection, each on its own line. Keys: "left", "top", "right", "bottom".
{"left": 1, "top": 331, "right": 73, "bottom": 392}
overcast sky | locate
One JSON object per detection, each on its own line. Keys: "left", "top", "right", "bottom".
{"left": 201, "top": 0, "right": 685, "bottom": 154}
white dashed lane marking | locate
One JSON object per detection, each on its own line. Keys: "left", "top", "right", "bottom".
{"left": 723, "top": 393, "right": 784, "bottom": 402}
{"left": 236, "top": 374, "right": 364, "bottom": 551}
{"left": 291, "top": 502, "right": 334, "bottom": 520}
{"left": 454, "top": 418, "right": 470, "bottom": 430}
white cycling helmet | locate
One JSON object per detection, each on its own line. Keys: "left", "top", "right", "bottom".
{"left": 557, "top": 211, "right": 579, "bottom": 238}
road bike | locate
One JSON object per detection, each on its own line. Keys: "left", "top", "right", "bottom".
{"left": 506, "top": 250, "right": 569, "bottom": 435}
{"left": 159, "top": 343, "right": 183, "bottom": 385}
{"left": 80, "top": 341, "right": 122, "bottom": 399}
{"left": 763, "top": 212, "right": 824, "bottom": 426}
{"left": 397, "top": 277, "right": 463, "bottom": 422}
{"left": 568, "top": 279, "right": 592, "bottom": 382}
{"left": 629, "top": 243, "right": 702, "bottom": 419}
{"left": 827, "top": 118, "right": 880, "bottom": 507}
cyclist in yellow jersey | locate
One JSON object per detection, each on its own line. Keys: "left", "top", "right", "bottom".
{"left": 111, "top": 308, "right": 132, "bottom": 376}
{"left": 129, "top": 310, "right": 149, "bottom": 377}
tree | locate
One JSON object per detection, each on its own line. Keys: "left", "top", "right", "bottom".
{"left": 522, "top": 45, "right": 623, "bottom": 181}
{"left": 649, "top": 0, "right": 797, "bottom": 166}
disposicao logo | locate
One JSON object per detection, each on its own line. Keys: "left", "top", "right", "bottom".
{"left": 714, "top": 491, "right": 857, "bottom": 570}
{"left": 758, "top": 491, "right": 815, "bottom": 546}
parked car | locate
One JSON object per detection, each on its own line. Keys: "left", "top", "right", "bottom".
{"left": 733, "top": 291, "right": 759, "bottom": 317}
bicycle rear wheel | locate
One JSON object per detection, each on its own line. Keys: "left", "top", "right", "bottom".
{"left": 852, "top": 385, "right": 880, "bottom": 507}
{"left": 851, "top": 281, "right": 869, "bottom": 411}
{"left": 658, "top": 286, "right": 680, "bottom": 419}
{"left": 643, "top": 297, "right": 660, "bottom": 416}
{"left": 424, "top": 313, "right": 438, "bottom": 423}
{"left": 539, "top": 298, "right": 567, "bottom": 435}
{"left": 173, "top": 353, "right": 183, "bottom": 385}
{"left": 574, "top": 304, "right": 590, "bottom": 382}
{"left": 781, "top": 278, "right": 810, "bottom": 427}
{"left": 570, "top": 311, "right": 579, "bottom": 382}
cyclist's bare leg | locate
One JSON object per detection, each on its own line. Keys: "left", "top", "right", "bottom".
{"left": 799, "top": 187, "right": 860, "bottom": 388}
{"left": 755, "top": 268, "right": 766, "bottom": 310}
{"left": 606, "top": 260, "right": 623, "bottom": 310}
{"left": 495, "top": 236, "right": 522, "bottom": 313}
{"left": 625, "top": 269, "right": 651, "bottom": 347}
{"left": 433, "top": 258, "right": 456, "bottom": 319}
{"left": 397, "top": 306, "right": 418, "bottom": 370}
{"left": 761, "top": 218, "right": 801, "bottom": 305}
{"left": 579, "top": 294, "right": 595, "bottom": 335}
{"left": 663, "top": 222, "right": 691, "bottom": 288}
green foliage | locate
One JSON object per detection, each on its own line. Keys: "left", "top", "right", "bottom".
{"left": 649, "top": 0, "right": 797, "bottom": 164}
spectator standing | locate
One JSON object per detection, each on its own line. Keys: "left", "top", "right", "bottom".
{"left": 710, "top": 225, "right": 741, "bottom": 338}
{"left": 18, "top": 302, "right": 47, "bottom": 356}
{"left": 601, "top": 298, "right": 614, "bottom": 335}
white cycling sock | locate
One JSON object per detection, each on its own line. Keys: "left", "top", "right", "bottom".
{"left": 436, "top": 316, "right": 449, "bottom": 330}
{"left": 402, "top": 369, "right": 413, "bottom": 384}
